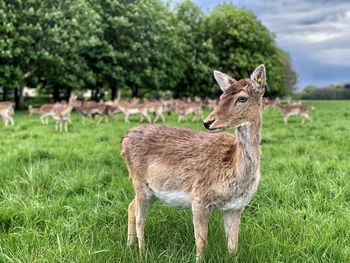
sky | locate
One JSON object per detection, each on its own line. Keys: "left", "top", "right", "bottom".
{"left": 180, "top": 0, "right": 350, "bottom": 89}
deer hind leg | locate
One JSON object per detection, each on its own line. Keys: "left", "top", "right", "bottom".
{"left": 224, "top": 209, "right": 242, "bottom": 255}
{"left": 135, "top": 188, "right": 154, "bottom": 254}
{"left": 283, "top": 114, "right": 289, "bottom": 124}
{"left": 124, "top": 113, "right": 130, "bottom": 123}
{"left": 302, "top": 113, "right": 312, "bottom": 123}
{"left": 160, "top": 113, "right": 165, "bottom": 122}
{"left": 55, "top": 121, "right": 59, "bottom": 131}
{"left": 192, "top": 202, "right": 209, "bottom": 262}
{"left": 59, "top": 121, "right": 63, "bottom": 132}
{"left": 9, "top": 116, "right": 14, "bottom": 126}
{"left": 64, "top": 121, "right": 68, "bottom": 132}
{"left": 145, "top": 113, "right": 152, "bottom": 123}
{"left": 40, "top": 115, "right": 45, "bottom": 125}
{"left": 178, "top": 115, "right": 182, "bottom": 123}
{"left": 127, "top": 198, "right": 137, "bottom": 247}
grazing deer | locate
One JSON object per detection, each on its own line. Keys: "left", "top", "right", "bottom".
{"left": 117, "top": 100, "right": 152, "bottom": 123}
{"left": 52, "top": 101, "right": 74, "bottom": 132}
{"left": 28, "top": 104, "right": 56, "bottom": 125}
{"left": 0, "top": 105, "right": 15, "bottom": 127}
{"left": 143, "top": 100, "right": 165, "bottom": 122}
{"left": 274, "top": 102, "right": 313, "bottom": 124}
{"left": 70, "top": 99, "right": 108, "bottom": 124}
{"left": 176, "top": 100, "right": 203, "bottom": 123}
{"left": 121, "top": 65, "right": 266, "bottom": 261}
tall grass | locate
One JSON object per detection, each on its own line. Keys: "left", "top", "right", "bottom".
{"left": 0, "top": 101, "right": 349, "bottom": 262}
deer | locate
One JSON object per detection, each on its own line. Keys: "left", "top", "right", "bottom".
{"left": 28, "top": 104, "right": 56, "bottom": 125}
{"left": 176, "top": 99, "right": 203, "bottom": 123}
{"left": 273, "top": 102, "right": 313, "bottom": 124}
{"left": 70, "top": 99, "right": 109, "bottom": 124}
{"left": 51, "top": 101, "right": 74, "bottom": 132}
{"left": 117, "top": 100, "right": 152, "bottom": 123}
{"left": 0, "top": 104, "right": 15, "bottom": 127}
{"left": 121, "top": 65, "right": 266, "bottom": 262}
{"left": 143, "top": 100, "right": 166, "bottom": 122}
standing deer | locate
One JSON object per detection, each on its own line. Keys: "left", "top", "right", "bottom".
{"left": 176, "top": 100, "right": 203, "bottom": 123}
{"left": 273, "top": 102, "right": 313, "bottom": 124}
{"left": 52, "top": 102, "right": 74, "bottom": 132}
{"left": 0, "top": 104, "right": 15, "bottom": 127}
{"left": 121, "top": 65, "right": 266, "bottom": 261}
{"left": 28, "top": 104, "right": 56, "bottom": 125}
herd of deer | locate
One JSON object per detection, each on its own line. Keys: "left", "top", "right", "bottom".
{"left": 0, "top": 65, "right": 316, "bottom": 261}
{"left": 26, "top": 97, "right": 214, "bottom": 132}
{"left": 0, "top": 95, "right": 312, "bottom": 130}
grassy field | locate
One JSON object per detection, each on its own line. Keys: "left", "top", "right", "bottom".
{"left": 0, "top": 100, "right": 350, "bottom": 262}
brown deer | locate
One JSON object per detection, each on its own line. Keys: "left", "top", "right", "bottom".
{"left": 273, "top": 102, "right": 313, "bottom": 124}
{"left": 52, "top": 101, "right": 74, "bottom": 132}
{"left": 121, "top": 65, "right": 266, "bottom": 261}
{"left": 143, "top": 100, "right": 166, "bottom": 122}
{"left": 28, "top": 104, "right": 56, "bottom": 125}
{"left": 176, "top": 99, "right": 203, "bottom": 123}
{"left": 117, "top": 100, "right": 152, "bottom": 123}
{"left": 0, "top": 104, "right": 14, "bottom": 127}
{"left": 70, "top": 99, "right": 109, "bottom": 124}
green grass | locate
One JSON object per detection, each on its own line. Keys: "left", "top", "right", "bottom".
{"left": 1, "top": 100, "right": 350, "bottom": 262}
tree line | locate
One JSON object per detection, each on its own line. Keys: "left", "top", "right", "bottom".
{"left": 0, "top": 0, "right": 297, "bottom": 108}
{"left": 296, "top": 84, "right": 350, "bottom": 100}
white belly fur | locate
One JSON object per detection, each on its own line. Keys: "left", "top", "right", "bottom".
{"left": 150, "top": 187, "right": 193, "bottom": 208}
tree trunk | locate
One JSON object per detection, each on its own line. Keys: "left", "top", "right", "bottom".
{"left": 14, "top": 88, "right": 19, "bottom": 109}
{"left": 111, "top": 85, "right": 118, "bottom": 100}
{"left": 53, "top": 86, "right": 60, "bottom": 102}
{"left": 3, "top": 87, "right": 8, "bottom": 101}
{"left": 14, "top": 88, "right": 24, "bottom": 109}
{"left": 66, "top": 87, "right": 72, "bottom": 101}
{"left": 131, "top": 85, "right": 138, "bottom": 98}
{"left": 18, "top": 87, "right": 24, "bottom": 109}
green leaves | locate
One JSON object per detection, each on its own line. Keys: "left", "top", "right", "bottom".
{"left": 0, "top": 0, "right": 296, "bottom": 103}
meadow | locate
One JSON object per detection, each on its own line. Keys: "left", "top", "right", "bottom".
{"left": 0, "top": 100, "right": 350, "bottom": 263}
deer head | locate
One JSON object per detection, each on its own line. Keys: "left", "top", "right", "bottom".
{"left": 203, "top": 65, "right": 266, "bottom": 131}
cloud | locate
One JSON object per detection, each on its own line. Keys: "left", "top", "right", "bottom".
{"left": 184, "top": 0, "right": 350, "bottom": 87}
{"left": 236, "top": 0, "right": 350, "bottom": 87}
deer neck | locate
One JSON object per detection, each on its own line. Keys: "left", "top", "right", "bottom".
{"left": 236, "top": 118, "right": 261, "bottom": 182}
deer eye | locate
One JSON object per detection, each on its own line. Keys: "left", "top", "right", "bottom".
{"left": 237, "top": 97, "right": 248, "bottom": 103}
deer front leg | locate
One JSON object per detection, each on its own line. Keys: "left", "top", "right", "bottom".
{"left": 224, "top": 209, "right": 242, "bottom": 255}
{"left": 135, "top": 191, "right": 153, "bottom": 254}
{"left": 40, "top": 115, "right": 45, "bottom": 125}
{"left": 192, "top": 202, "right": 209, "bottom": 262}
{"left": 127, "top": 198, "right": 137, "bottom": 247}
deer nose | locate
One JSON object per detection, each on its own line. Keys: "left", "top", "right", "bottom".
{"left": 203, "top": 120, "right": 215, "bottom": 129}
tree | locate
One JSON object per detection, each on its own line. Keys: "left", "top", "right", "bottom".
{"left": 206, "top": 4, "right": 289, "bottom": 97}
{"left": 173, "top": 0, "right": 218, "bottom": 98}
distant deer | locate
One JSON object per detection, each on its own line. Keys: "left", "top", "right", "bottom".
{"left": 176, "top": 99, "right": 203, "bottom": 123}
{"left": 28, "top": 104, "right": 56, "bottom": 125}
{"left": 0, "top": 104, "right": 14, "bottom": 127}
{"left": 70, "top": 99, "right": 108, "bottom": 124}
{"left": 273, "top": 102, "right": 313, "bottom": 124}
{"left": 143, "top": 100, "right": 166, "bottom": 122}
{"left": 52, "top": 101, "right": 74, "bottom": 132}
{"left": 117, "top": 100, "right": 152, "bottom": 123}
{"left": 121, "top": 65, "right": 266, "bottom": 261}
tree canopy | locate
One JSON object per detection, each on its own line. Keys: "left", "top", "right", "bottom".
{"left": 0, "top": 0, "right": 297, "bottom": 107}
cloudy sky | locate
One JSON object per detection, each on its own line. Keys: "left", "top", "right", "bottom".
{"left": 184, "top": 0, "right": 350, "bottom": 88}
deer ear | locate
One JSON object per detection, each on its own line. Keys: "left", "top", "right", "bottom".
{"left": 214, "top": 70, "right": 237, "bottom": 92}
{"left": 250, "top": 64, "right": 266, "bottom": 92}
